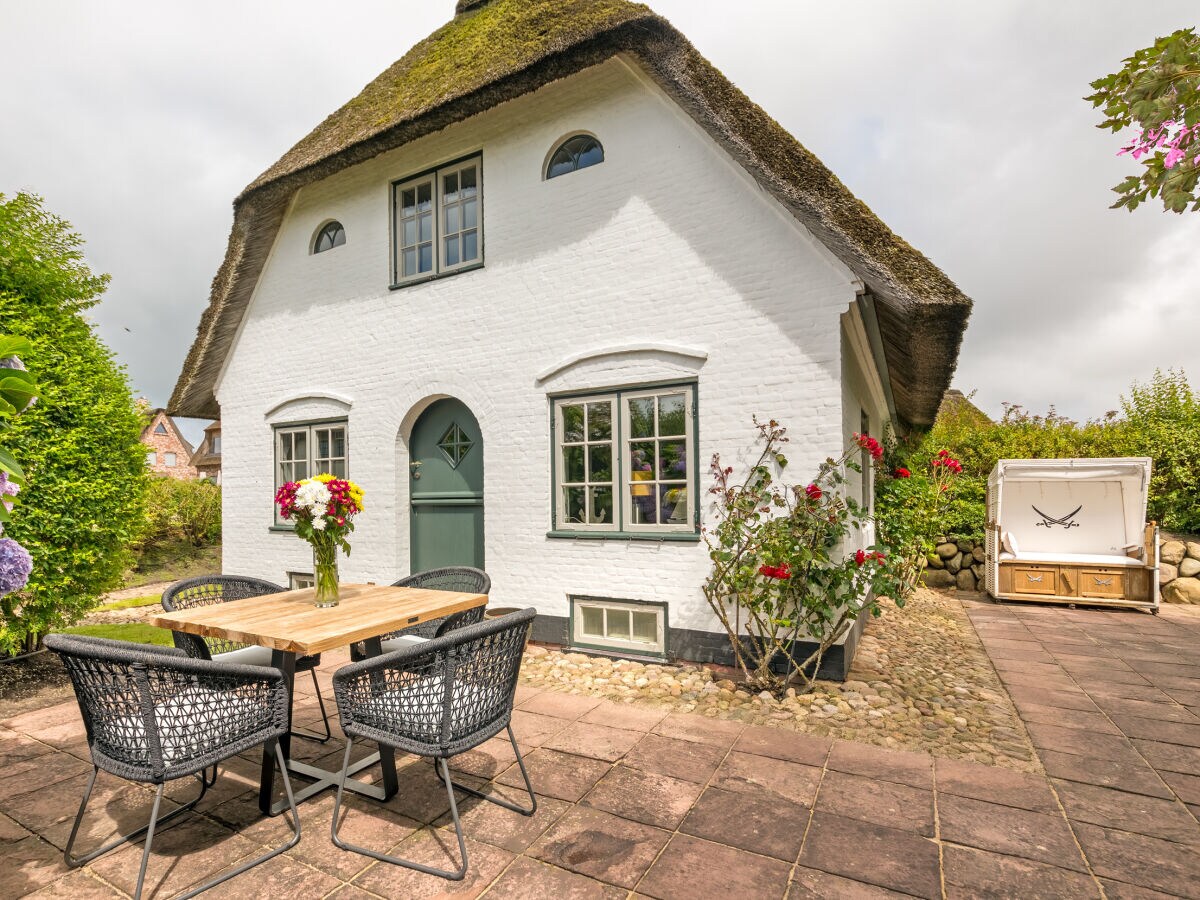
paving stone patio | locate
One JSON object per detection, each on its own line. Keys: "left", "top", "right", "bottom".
{"left": 1, "top": 596, "right": 1198, "bottom": 898}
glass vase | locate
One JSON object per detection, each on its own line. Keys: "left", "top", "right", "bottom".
{"left": 312, "top": 542, "right": 340, "bottom": 608}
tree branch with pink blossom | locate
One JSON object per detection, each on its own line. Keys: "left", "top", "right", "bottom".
{"left": 1088, "top": 27, "right": 1200, "bottom": 213}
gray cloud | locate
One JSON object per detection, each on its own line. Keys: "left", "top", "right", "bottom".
{"left": 2, "top": 0, "right": 1196, "bottom": 444}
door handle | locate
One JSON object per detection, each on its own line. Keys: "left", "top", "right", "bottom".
{"left": 410, "top": 461, "right": 422, "bottom": 480}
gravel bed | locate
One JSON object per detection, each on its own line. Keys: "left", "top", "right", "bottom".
{"left": 519, "top": 588, "right": 1039, "bottom": 771}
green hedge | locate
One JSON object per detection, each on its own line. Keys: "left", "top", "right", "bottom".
{"left": 139, "top": 476, "right": 221, "bottom": 550}
{"left": 879, "top": 370, "right": 1200, "bottom": 541}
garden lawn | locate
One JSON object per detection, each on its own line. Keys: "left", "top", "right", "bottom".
{"left": 62, "top": 623, "right": 173, "bottom": 646}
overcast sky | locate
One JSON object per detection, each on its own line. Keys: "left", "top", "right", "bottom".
{"left": 3, "top": 1, "right": 1197, "bottom": 444}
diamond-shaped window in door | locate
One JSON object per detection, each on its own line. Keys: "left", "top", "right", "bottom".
{"left": 437, "top": 423, "right": 474, "bottom": 469}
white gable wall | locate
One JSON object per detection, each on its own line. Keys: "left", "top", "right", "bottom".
{"left": 217, "top": 57, "right": 867, "bottom": 633}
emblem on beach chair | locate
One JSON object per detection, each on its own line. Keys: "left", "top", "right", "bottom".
{"left": 1032, "top": 505, "right": 1082, "bottom": 529}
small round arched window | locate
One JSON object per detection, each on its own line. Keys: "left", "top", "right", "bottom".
{"left": 546, "top": 135, "right": 604, "bottom": 180}
{"left": 313, "top": 221, "right": 346, "bottom": 254}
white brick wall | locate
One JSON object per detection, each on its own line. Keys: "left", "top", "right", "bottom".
{"left": 216, "top": 57, "right": 871, "bottom": 633}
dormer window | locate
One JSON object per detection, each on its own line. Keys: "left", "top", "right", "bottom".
{"left": 392, "top": 156, "right": 482, "bottom": 286}
{"left": 313, "top": 221, "right": 346, "bottom": 254}
{"left": 546, "top": 135, "right": 604, "bottom": 180}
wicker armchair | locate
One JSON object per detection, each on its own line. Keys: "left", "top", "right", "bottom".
{"left": 162, "top": 575, "right": 332, "bottom": 742}
{"left": 44, "top": 634, "right": 301, "bottom": 900}
{"left": 351, "top": 567, "right": 491, "bottom": 661}
{"left": 331, "top": 607, "right": 536, "bottom": 880}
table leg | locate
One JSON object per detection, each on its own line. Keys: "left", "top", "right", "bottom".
{"left": 362, "top": 636, "right": 399, "bottom": 801}
{"left": 259, "top": 650, "right": 297, "bottom": 815}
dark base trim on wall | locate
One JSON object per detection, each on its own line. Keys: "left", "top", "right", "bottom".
{"left": 530, "top": 609, "right": 867, "bottom": 682}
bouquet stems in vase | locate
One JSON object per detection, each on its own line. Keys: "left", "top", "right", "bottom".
{"left": 274, "top": 474, "right": 365, "bottom": 608}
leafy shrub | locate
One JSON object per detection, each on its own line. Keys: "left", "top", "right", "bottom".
{"left": 877, "top": 370, "right": 1200, "bottom": 542}
{"left": 139, "top": 477, "right": 222, "bottom": 549}
{"left": 0, "top": 193, "right": 148, "bottom": 655}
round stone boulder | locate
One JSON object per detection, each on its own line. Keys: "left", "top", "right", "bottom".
{"left": 1163, "top": 577, "right": 1200, "bottom": 604}
{"left": 972, "top": 546, "right": 986, "bottom": 563}
{"left": 1159, "top": 562, "right": 1179, "bottom": 585}
{"left": 927, "top": 554, "right": 945, "bottom": 569}
{"left": 956, "top": 539, "right": 974, "bottom": 554}
{"left": 1188, "top": 542, "right": 1200, "bottom": 562}
{"left": 956, "top": 569, "right": 977, "bottom": 591}
{"left": 1161, "top": 540, "right": 1186, "bottom": 565}
{"left": 946, "top": 553, "right": 963, "bottom": 574}
{"left": 937, "top": 542, "right": 959, "bottom": 560}
{"left": 922, "top": 569, "right": 957, "bottom": 589}
{"left": 1181, "top": 558, "right": 1200, "bottom": 578}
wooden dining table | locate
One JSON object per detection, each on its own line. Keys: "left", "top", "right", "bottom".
{"left": 150, "top": 583, "right": 488, "bottom": 815}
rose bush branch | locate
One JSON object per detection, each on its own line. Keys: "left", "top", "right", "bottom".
{"left": 702, "top": 419, "right": 960, "bottom": 695}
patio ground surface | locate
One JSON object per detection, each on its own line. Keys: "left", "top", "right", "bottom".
{"left": 2, "top": 596, "right": 1199, "bottom": 899}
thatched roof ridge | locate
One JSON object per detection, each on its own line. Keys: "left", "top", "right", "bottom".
{"left": 172, "top": 0, "right": 970, "bottom": 424}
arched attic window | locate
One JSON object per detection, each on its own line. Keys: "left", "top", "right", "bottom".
{"left": 313, "top": 221, "right": 346, "bottom": 254}
{"left": 546, "top": 135, "right": 604, "bottom": 180}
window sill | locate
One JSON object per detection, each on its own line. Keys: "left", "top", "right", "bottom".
{"left": 390, "top": 262, "right": 483, "bottom": 291}
{"left": 268, "top": 524, "right": 296, "bottom": 533}
{"left": 547, "top": 530, "right": 700, "bottom": 543}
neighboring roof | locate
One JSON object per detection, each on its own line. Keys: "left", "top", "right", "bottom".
{"left": 189, "top": 421, "right": 222, "bottom": 468}
{"left": 141, "top": 409, "right": 196, "bottom": 457}
{"left": 171, "top": 0, "right": 971, "bottom": 426}
{"left": 936, "top": 389, "right": 991, "bottom": 427}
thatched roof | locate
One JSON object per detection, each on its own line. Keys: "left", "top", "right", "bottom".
{"left": 171, "top": 0, "right": 971, "bottom": 425}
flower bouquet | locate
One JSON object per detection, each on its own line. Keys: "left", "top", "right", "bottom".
{"left": 274, "top": 474, "right": 365, "bottom": 607}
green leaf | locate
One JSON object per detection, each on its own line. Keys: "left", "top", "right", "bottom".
{"left": 0, "top": 447, "right": 24, "bottom": 480}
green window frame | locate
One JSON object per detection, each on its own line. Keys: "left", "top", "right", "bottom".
{"left": 551, "top": 382, "right": 698, "bottom": 538}
{"left": 272, "top": 420, "right": 348, "bottom": 526}
{"left": 391, "top": 155, "right": 483, "bottom": 286}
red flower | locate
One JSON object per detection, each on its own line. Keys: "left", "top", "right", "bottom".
{"left": 805, "top": 483, "right": 823, "bottom": 500}
{"left": 893, "top": 467, "right": 911, "bottom": 478}
{"left": 854, "top": 432, "right": 884, "bottom": 461}
{"left": 855, "top": 549, "right": 867, "bottom": 566}
{"left": 758, "top": 564, "right": 792, "bottom": 580}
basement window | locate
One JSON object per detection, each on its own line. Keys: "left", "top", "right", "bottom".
{"left": 289, "top": 572, "right": 315, "bottom": 590}
{"left": 571, "top": 597, "right": 666, "bottom": 657}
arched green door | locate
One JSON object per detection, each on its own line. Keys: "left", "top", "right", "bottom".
{"left": 409, "top": 398, "right": 484, "bottom": 572}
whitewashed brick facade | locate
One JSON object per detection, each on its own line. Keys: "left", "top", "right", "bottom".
{"left": 217, "top": 57, "right": 887, "bottom": 637}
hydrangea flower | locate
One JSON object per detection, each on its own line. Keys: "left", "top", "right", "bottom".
{"left": 0, "top": 538, "right": 33, "bottom": 596}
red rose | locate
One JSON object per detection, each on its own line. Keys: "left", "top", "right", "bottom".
{"left": 855, "top": 549, "right": 866, "bottom": 566}
{"left": 893, "top": 467, "right": 910, "bottom": 478}
{"left": 805, "top": 483, "right": 822, "bottom": 500}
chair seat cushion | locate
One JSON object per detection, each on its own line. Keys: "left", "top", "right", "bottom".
{"left": 1008, "top": 551, "right": 1143, "bottom": 568}
{"left": 379, "top": 635, "right": 429, "bottom": 655}
{"left": 215, "top": 646, "right": 320, "bottom": 671}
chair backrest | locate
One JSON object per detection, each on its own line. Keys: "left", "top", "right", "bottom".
{"left": 161, "top": 575, "right": 287, "bottom": 658}
{"left": 334, "top": 607, "right": 534, "bottom": 757}
{"left": 389, "top": 567, "right": 491, "bottom": 639}
{"left": 44, "top": 633, "right": 286, "bottom": 781}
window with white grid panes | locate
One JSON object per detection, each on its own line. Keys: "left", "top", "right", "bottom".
{"left": 392, "top": 156, "right": 482, "bottom": 284}
{"left": 572, "top": 598, "right": 666, "bottom": 656}
{"left": 555, "top": 397, "right": 616, "bottom": 530}
{"left": 622, "top": 388, "right": 693, "bottom": 531}
{"left": 289, "top": 572, "right": 315, "bottom": 590}
{"left": 274, "top": 422, "right": 348, "bottom": 523}
{"left": 552, "top": 384, "right": 695, "bottom": 535}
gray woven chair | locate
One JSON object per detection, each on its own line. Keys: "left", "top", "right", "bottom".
{"left": 44, "top": 633, "right": 300, "bottom": 900}
{"left": 331, "top": 607, "right": 536, "bottom": 880}
{"left": 162, "top": 575, "right": 332, "bottom": 743}
{"left": 350, "top": 567, "right": 491, "bottom": 662}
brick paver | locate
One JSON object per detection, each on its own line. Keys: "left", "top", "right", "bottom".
{"left": 2, "top": 602, "right": 1198, "bottom": 898}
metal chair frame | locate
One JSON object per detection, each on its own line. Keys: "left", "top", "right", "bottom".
{"left": 45, "top": 633, "right": 302, "bottom": 900}
{"left": 330, "top": 608, "right": 536, "bottom": 880}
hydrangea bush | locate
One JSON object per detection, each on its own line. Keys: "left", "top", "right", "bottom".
{"left": 0, "top": 334, "right": 37, "bottom": 605}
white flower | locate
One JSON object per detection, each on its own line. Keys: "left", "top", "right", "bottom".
{"left": 311, "top": 516, "right": 327, "bottom": 531}
{"left": 294, "top": 480, "right": 332, "bottom": 511}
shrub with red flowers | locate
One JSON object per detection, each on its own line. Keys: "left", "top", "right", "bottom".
{"left": 702, "top": 418, "right": 906, "bottom": 694}
{"left": 874, "top": 439, "right": 964, "bottom": 600}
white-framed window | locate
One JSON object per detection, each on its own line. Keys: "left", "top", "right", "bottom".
{"left": 145, "top": 450, "right": 157, "bottom": 466}
{"left": 289, "top": 572, "right": 315, "bottom": 590}
{"left": 859, "top": 408, "right": 872, "bottom": 510}
{"left": 552, "top": 383, "right": 696, "bottom": 535}
{"left": 164, "top": 452, "right": 177, "bottom": 467}
{"left": 392, "top": 156, "right": 482, "bottom": 285}
{"left": 313, "top": 220, "right": 346, "bottom": 254}
{"left": 571, "top": 597, "right": 667, "bottom": 656}
{"left": 210, "top": 435, "right": 221, "bottom": 455}
{"left": 274, "top": 421, "right": 348, "bottom": 521}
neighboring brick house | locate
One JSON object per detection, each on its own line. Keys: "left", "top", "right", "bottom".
{"left": 189, "top": 421, "right": 222, "bottom": 484}
{"left": 141, "top": 409, "right": 197, "bottom": 479}
{"left": 170, "top": 0, "right": 971, "bottom": 676}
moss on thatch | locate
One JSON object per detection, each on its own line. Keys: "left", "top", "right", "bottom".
{"left": 173, "top": 0, "right": 971, "bottom": 425}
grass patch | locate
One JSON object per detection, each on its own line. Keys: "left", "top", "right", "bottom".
{"left": 62, "top": 623, "right": 174, "bottom": 646}
{"left": 102, "top": 594, "right": 162, "bottom": 611}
